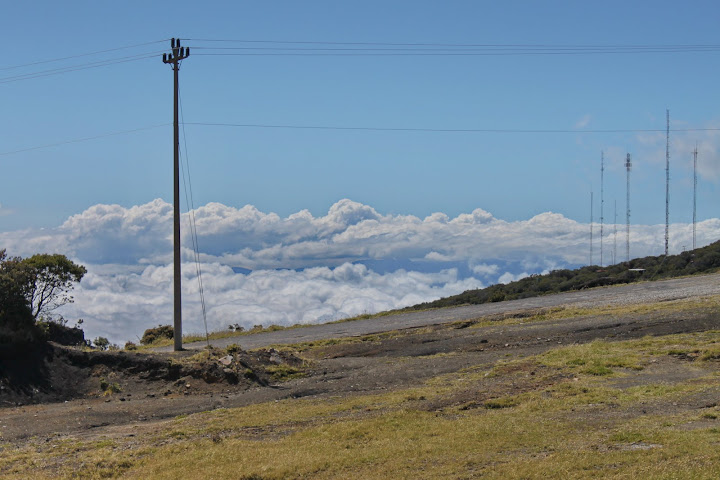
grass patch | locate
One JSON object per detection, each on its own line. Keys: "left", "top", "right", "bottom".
{"left": 9, "top": 324, "right": 720, "bottom": 479}
{"left": 538, "top": 339, "right": 644, "bottom": 376}
{"left": 265, "top": 364, "right": 306, "bottom": 382}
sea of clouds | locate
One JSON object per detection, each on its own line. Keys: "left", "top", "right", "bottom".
{"left": 2, "top": 198, "right": 719, "bottom": 344}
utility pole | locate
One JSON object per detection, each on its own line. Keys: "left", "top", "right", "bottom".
{"left": 665, "top": 109, "right": 670, "bottom": 256}
{"left": 693, "top": 145, "right": 698, "bottom": 250}
{"left": 626, "top": 153, "right": 632, "bottom": 262}
{"left": 163, "top": 38, "right": 190, "bottom": 351}
{"left": 600, "top": 151, "right": 604, "bottom": 266}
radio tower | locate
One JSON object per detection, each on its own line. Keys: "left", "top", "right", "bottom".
{"left": 600, "top": 151, "right": 605, "bottom": 266}
{"left": 625, "top": 153, "right": 632, "bottom": 262}
{"left": 590, "top": 191, "right": 594, "bottom": 265}
{"left": 613, "top": 200, "right": 618, "bottom": 265}
{"left": 665, "top": 109, "right": 670, "bottom": 256}
{"left": 693, "top": 144, "right": 698, "bottom": 250}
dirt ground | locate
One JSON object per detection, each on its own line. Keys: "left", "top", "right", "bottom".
{"left": 2, "top": 295, "right": 719, "bottom": 446}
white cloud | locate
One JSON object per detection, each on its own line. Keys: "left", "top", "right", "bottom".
{"left": 471, "top": 263, "right": 500, "bottom": 277}
{"left": 575, "top": 114, "right": 592, "bottom": 129}
{"left": 498, "top": 271, "right": 530, "bottom": 284}
{"left": 628, "top": 120, "right": 720, "bottom": 181}
{"left": 0, "top": 203, "right": 12, "bottom": 217}
{"left": 4, "top": 198, "right": 718, "bottom": 271}
{"left": 61, "top": 262, "right": 483, "bottom": 344}
{"left": 2, "top": 198, "right": 720, "bottom": 343}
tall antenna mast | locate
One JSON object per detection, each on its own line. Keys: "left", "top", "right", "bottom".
{"left": 693, "top": 144, "right": 698, "bottom": 250}
{"left": 665, "top": 109, "right": 670, "bottom": 256}
{"left": 590, "top": 191, "right": 594, "bottom": 265}
{"left": 613, "top": 200, "right": 618, "bottom": 265}
{"left": 600, "top": 151, "right": 604, "bottom": 266}
{"left": 626, "top": 153, "right": 632, "bottom": 262}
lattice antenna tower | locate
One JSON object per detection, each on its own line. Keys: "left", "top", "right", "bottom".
{"left": 665, "top": 109, "right": 670, "bottom": 256}
{"left": 625, "top": 153, "right": 632, "bottom": 262}
{"left": 600, "top": 151, "right": 604, "bottom": 266}
{"left": 590, "top": 191, "right": 594, "bottom": 265}
{"left": 693, "top": 144, "right": 698, "bottom": 250}
{"left": 613, "top": 200, "right": 618, "bottom": 265}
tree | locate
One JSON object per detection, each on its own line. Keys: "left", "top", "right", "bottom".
{"left": 18, "top": 254, "right": 87, "bottom": 321}
{"left": 0, "top": 250, "right": 86, "bottom": 346}
{"left": 0, "top": 250, "right": 36, "bottom": 345}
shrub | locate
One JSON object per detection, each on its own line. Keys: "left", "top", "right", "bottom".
{"left": 93, "top": 337, "right": 110, "bottom": 351}
{"left": 140, "top": 325, "right": 174, "bottom": 345}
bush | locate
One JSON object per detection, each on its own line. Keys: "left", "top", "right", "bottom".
{"left": 140, "top": 325, "right": 174, "bottom": 345}
{"left": 37, "top": 320, "right": 85, "bottom": 346}
{"left": 93, "top": 337, "right": 110, "bottom": 351}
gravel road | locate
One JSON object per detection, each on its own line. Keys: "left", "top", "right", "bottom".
{"left": 165, "top": 273, "right": 720, "bottom": 352}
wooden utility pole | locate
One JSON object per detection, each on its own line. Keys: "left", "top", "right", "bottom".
{"left": 626, "top": 153, "right": 632, "bottom": 262}
{"left": 163, "top": 38, "right": 190, "bottom": 351}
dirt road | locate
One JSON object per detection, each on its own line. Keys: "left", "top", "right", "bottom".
{"left": 169, "top": 272, "right": 720, "bottom": 352}
{"left": 3, "top": 273, "right": 720, "bottom": 445}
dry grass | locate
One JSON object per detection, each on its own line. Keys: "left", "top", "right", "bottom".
{"left": 5, "top": 298, "right": 720, "bottom": 479}
{"left": 5, "top": 327, "right": 720, "bottom": 478}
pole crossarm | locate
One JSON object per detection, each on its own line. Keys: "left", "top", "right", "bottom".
{"left": 162, "top": 38, "right": 189, "bottom": 351}
{"left": 163, "top": 38, "right": 190, "bottom": 68}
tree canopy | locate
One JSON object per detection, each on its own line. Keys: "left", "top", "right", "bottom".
{"left": 19, "top": 253, "right": 87, "bottom": 321}
{"left": 0, "top": 250, "right": 86, "bottom": 345}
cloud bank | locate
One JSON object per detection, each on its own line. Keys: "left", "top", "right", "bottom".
{"left": 2, "top": 198, "right": 719, "bottom": 343}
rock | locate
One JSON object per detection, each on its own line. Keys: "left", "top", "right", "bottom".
{"left": 218, "top": 355, "right": 234, "bottom": 366}
{"left": 269, "top": 349, "right": 284, "bottom": 365}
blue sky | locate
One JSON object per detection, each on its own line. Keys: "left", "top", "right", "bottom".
{"left": 3, "top": 1, "right": 720, "bottom": 342}
{"left": 3, "top": 1, "right": 720, "bottom": 229}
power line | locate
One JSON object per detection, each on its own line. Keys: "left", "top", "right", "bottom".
{"left": 0, "top": 123, "right": 170, "bottom": 157}
{"left": 0, "top": 51, "right": 163, "bottom": 84}
{"left": 186, "top": 38, "right": 720, "bottom": 50}
{"left": 190, "top": 46, "right": 720, "bottom": 54}
{"left": 179, "top": 90, "right": 210, "bottom": 348}
{"left": 0, "top": 39, "right": 169, "bottom": 72}
{"left": 187, "top": 39, "right": 720, "bottom": 57}
{"left": 2, "top": 122, "right": 718, "bottom": 158}
{"left": 183, "top": 121, "right": 720, "bottom": 134}
{"left": 192, "top": 50, "right": 719, "bottom": 57}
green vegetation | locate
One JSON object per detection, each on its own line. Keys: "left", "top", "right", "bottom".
{"left": 5, "top": 329, "right": 720, "bottom": 478}
{"left": 136, "top": 242, "right": 720, "bottom": 351}
{"left": 99, "top": 377, "right": 122, "bottom": 395}
{"left": 140, "top": 324, "right": 175, "bottom": 345}
{"left": 265, "top": 364, "right": 306, "bottom": 382}
{"left": 408, "top": 240, "right": 720, "bottom": 310}
{"left": 0, "top": 250, "right": 85, "bottom": 347}
{"left": 135, "top": 323, "right": 310, "bottom": 350}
